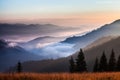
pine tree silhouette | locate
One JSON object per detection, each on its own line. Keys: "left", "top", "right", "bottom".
{"left": 76, "top": 49, "right": 87, "bottom": 72}
{"left": 99, "top": 51, "right": 108, "bottom": 72}
{"left": 69, "top": 56, "right": 75, "bottom": 73}
{"left": 17, "top": 61, "right": 22, "bottom": 73}
{"left": 116, "top": 55, "right": 120, "bottom": 71}
{"left": 93, "top": 57, "right": 99, "bottom": 72}
{"left": 108, "top": 49, "right": 116, "bottom": 71}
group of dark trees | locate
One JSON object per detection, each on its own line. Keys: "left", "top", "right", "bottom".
{"left": 69, "top": 49, "right": 120, "bottom": 73}
{"left": 16, "top": 48, "right": 120, "bottom": 73}
{"left": 69, "top": 49, "right": 87, "bottom": 73}
{"left": 93, "top": 49, "right": 120, "bottom": 72}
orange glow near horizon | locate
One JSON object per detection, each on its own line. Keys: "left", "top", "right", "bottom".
{"left": 1, "top": 11, "right": 120, "bottom": 28}
{"left": 1, "top": 0, "right": 120, "bottom": 28}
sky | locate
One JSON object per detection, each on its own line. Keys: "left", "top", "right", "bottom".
{"left": 0, "top": 0, "right": 120, "bottom": 27}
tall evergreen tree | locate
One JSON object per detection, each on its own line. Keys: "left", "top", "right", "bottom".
{"left": 93, "top": 57, "right": 99, "bottom": 72}
{"left": 108, "top": 49, "right": 116, "bottom": 71}
{"left": 17, "top": 61, "right": 22, "bottom": 73}
{"left": 116, "top": 55, "right": 120, "bottom": 71}
{"left": 76, "top": 49, "right": 87, "bottom": 72}
{"left": 69, "top": 56, "right": 75, "bottom": 73}
{"left": 99, "top": 51, "right": 108, "bottom": 72}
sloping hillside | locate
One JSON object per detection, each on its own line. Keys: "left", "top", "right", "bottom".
{"left": 20, "top": 36, "right": 120, "bottom": 72}
{"left": 61, "top": 19, "right": 120, "bottom": 49}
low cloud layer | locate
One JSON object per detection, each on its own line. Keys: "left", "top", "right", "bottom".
{"left": 28, "top": 43, "right": 76, "bottom": 59}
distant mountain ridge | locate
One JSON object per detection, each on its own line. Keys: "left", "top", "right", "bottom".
{"left": 0, "top": 23, "right": 59, "bottom": 37}
{"left": 19, "top": 36, "right": 63, "bottom": 49}
{"left": 0, "top": 23, "right": 80, "bottom": 42}
{"left": 26, "top": 36, "right": 62, "bottom": 45}
{"left": 61, "top": 19, "right": 120, "bottom": 50}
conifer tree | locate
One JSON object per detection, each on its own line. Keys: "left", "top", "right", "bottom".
{"left": 99, "top": 51, "right": 108, "bottom": 72}
{"left": 76, "top": 49, "right": 87, "bottom": 72}
{"left": 116, "top": 55, "right": 120, "bottom": 71}
{"left": 69, "top": 56, "right": 75, "bottom": 73}
{"left": 93, "top": 57, "right": 99, "bottom": 72}
{"left": 17, "top": 61, "right": 22, "bottom": 73}
{"left": 108, "top": 49, "right": 116, "bottom": 71}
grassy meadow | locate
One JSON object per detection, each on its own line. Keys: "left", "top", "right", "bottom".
{"left": 0, "top": 72, "right": 120, "bottom": 80}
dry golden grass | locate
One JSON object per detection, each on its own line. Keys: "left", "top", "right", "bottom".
{"left": 0, "top": 72, "right": 120, "bottom": 80}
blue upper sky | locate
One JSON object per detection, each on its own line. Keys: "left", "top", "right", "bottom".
{"left": 1, "top": 0, "right": 119, "bottom": 14}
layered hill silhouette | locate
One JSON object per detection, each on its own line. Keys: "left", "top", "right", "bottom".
{"left": 0, "top": 23, "right": 79, "bottom": 42}
{"left": 20, "top": 36, "right": 120, "bottom": 72}
{"left": 1, "top": 19, "right": 120, "bottom": 72}
{"left": 18, "top": 19, "right": 120, "bottom": 59}
{"left": 62, "top": 19, "right": 120, "bottom": 49}
{"left": 0, "top": 23, "right": 60, "bottom": 38}
{"left": 19, "top": 36, "right": 63, "bottom": 49}
{"left": 0, "top": 40, "right": 42, "bottom": 72}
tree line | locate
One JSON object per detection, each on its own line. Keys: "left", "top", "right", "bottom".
{"left": 16, "top": 48, "right": 120, "bottom": 73}
{"left": 69, "top": 49, "right": 120, "bottom": 73}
